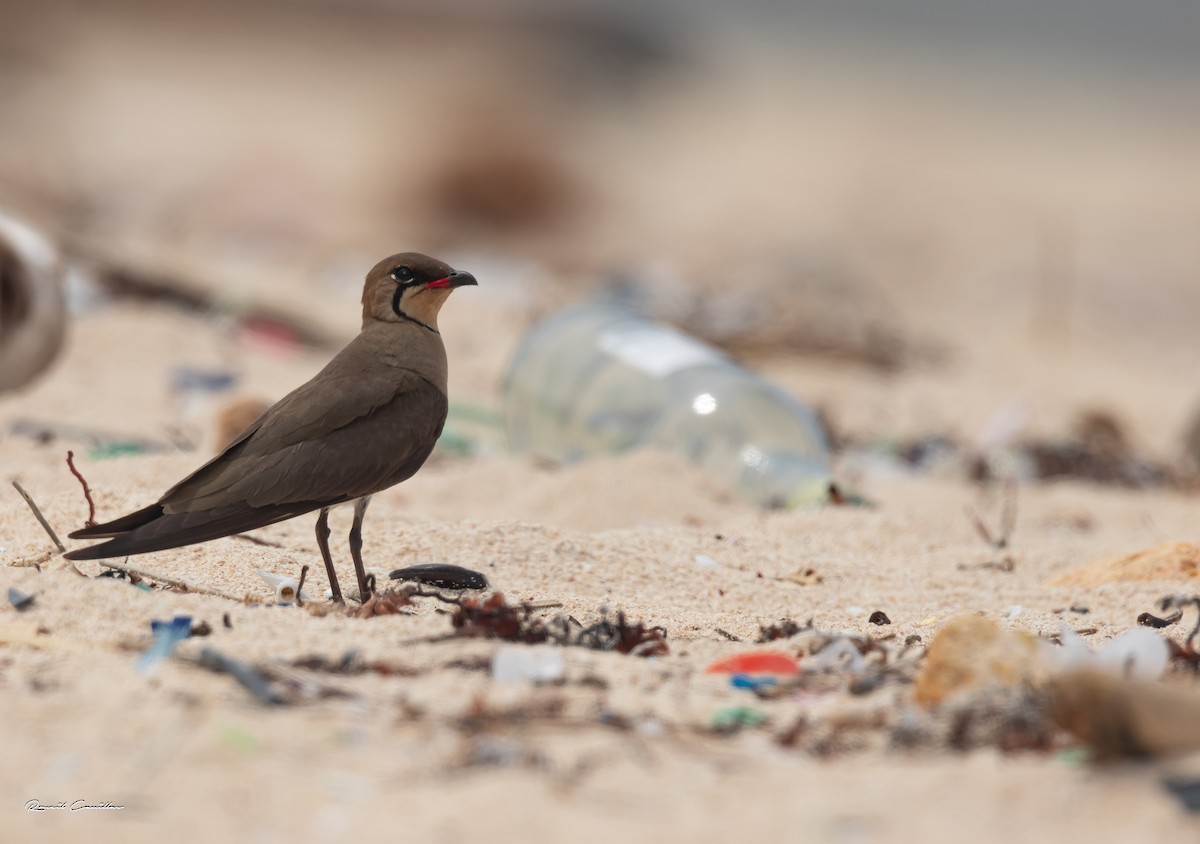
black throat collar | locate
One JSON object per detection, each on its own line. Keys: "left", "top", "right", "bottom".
{"left": 391, "top": 286, "right": 439, "bottom": 334}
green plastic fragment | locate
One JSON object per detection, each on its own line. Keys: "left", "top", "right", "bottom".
{"left": 1056, "top": 746, "right": 1092, "bottom": 767}
{"left": 446, "top": 402, "right": 505, "bottom": 428}
{"left": 434, "top": 428, "right": 476, "bottom": 456}
{"left": 88, "top": 443, "right": 147, "bottom": 459}
{"left": 711, "top": 706, "right": 768, "bottom": 732}
{"left": 219, "top": 724, "right": 258, "bottom": 754}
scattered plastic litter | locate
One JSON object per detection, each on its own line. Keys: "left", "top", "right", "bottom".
{"left": 7, "top": 587, "right": 35, "bottom": 611}
{"left": 705, "top": 651, "right": 799, "bottom": 675}
{"left": 255, "top": 570, "right": 311, "bottom": 604}
{"left": 808, "top": 638, "right": 867, "bottom": 672}
{"left": 1048, "top": 626, "right": 1170, "bottom": 681}
{"left": 8, "top": 418, "right": 172, "bottom": 454}
{"left": 491, "top": 645, "right": 565, "bottom": 683}
{"left": 695, "top": 554, "right": 717, "bottom": 568}
{"left": 89, "top": 443, "right": 149, "bottom": 459}
{"left": 730, "top": 673, "right": 778, "bottom": 691}
{"left": 389, "top": 563, "right": 488, "bottom": 590}
{"left": 233, "top": 316, "right": 305, "bottom": 355}
{"left": 503, "top": 303, "right": 832, "bottom": 509}
{"left": 137, "top": 615, "right": 194, "bottom": 674}
{"left": 711, "top": 706, "right": 768, "bottom": 733}
{"left": 198, "top": 647, "right": 286, "bottom": 705}
{"left": 1095, "top": 628, "right": 1171, "bottom": 680}
{"left": 171, "top": 366, "right": 239, "bottom": 393}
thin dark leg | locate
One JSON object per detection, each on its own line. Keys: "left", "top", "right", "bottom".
{"left": 315, "top": 507, "right": 343, "bottom": 603}
{"left": 348, "top": 496, "right": 372, "bottom": 602}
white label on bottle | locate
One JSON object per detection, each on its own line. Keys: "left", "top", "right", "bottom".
{"left": 597, "top": 326, "right": 725, "bottom": 377}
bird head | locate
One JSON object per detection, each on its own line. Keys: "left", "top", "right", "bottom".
{"left": 362, "top": 252, "right": 477, "bottom": 330}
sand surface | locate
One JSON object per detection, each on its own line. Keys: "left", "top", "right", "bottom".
{"left": 3, "top": 4, "right": 1200, "bottom": 840}
{"left": 3, "top": 278, "right": 1200, "bottom": 844}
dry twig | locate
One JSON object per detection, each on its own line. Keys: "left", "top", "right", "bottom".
{"left": 98, "top": 561, "right": 248, "bottom": 602}
{"left": 11, "top": 480, "right": 65, "bottom": 553}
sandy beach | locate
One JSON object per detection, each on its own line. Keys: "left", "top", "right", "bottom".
{"left": 4, "top": 2, "right": 1200, "bottom": 841}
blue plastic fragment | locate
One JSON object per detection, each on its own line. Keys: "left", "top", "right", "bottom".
{"left": 138, "top": 615, "right": 194, "bottom": 674}
{"left": 171, "top": 367, "right": 238, "bottom": 393}
{"left": 729, "top": 673, "right": 779, "bottom": 690}
{"left": 7, "top": 587, "right": 35, "bottom": 611}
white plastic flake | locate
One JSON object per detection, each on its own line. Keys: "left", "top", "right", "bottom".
{"left": 1045, "top": 625, "right": 1169, "bottom": 681}
{"left": 491, "top": 646, "right": 565, "bottom": 683}
{"left": 255, "top": 570, "right": 313, "bottom": 604}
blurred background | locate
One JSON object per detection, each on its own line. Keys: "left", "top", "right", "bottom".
{"left": 3, "top": 0, "right": 1200, "bottom": 509}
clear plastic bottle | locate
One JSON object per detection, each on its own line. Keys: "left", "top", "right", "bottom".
{"left": 502, "top": 303, "right": 832, "bottom": 508}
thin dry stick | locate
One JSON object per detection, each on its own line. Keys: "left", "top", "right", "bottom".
{"left": 11, "top": 481, "right": 65, "bottom": 553}
{"left": 65, "top": 450, "right": 97, "bottom": 527}
{"left": 98, "top": 561, "right": 247, "bottom": 603}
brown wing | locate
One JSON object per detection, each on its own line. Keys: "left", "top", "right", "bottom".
{"left": 65, "top": 368, "right": 447, "bottom": 560}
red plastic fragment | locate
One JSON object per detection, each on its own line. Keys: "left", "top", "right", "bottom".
{"left": 704, "top": 650, "right": 799, "bottom": 675}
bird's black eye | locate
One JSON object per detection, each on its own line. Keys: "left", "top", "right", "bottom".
{"left": 391, "top": 266, "right": 413, "bottom": 282}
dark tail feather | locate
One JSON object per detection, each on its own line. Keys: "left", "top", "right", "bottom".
{"left": 64, "top": 502, "right": 318, "bottom": 561}
{"left": 68, "top": 503, "right": 165, "bottom": 539}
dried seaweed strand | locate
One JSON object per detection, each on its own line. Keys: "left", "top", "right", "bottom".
{"left": 65, "top": 450, "right": 96, "bottom": 527}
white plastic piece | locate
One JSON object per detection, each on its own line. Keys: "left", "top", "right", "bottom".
{"left": 491, "top": 645, "right": 565, "bottom": 683}
{"left": 695, "top": 554, "right": 717, "bottom": 568}
{"left": 809, "top": 637, "right": 866, "bottom": 672}
{"left": 1095, "top": 628, "right": 1170, "bottom": 681}
{"left": 1047, "top": 626, "right": 1094, "bottom": 673}
{"left": 1044, "top": 624, "right": 1170, "bottom": 681}
{"left": 255, "top": 570, "right": 313, "bottom": 604}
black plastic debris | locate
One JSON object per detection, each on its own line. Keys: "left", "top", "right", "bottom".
{"left": 390, "top": 563, "right": 488, "bottom": 590}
